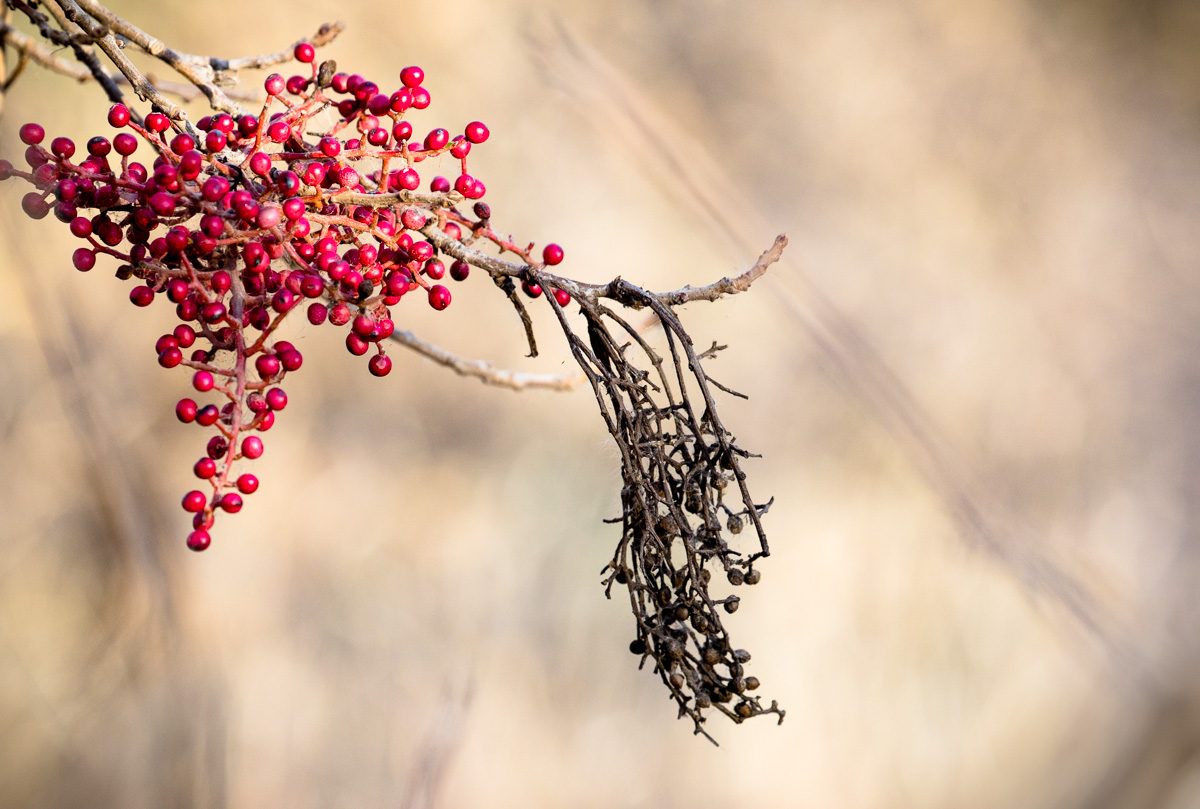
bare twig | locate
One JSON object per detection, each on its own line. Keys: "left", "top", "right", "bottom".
{"left": 387, "top": 328, "right": 584, "bottom": 392}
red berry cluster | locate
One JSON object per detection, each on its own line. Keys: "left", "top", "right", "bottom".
{"left": 0, "top": 42, "right": 568, "bottom": 551}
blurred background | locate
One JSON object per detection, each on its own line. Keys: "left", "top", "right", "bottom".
{"left": 1, "top": 0, "right": 1199, "bottom": 807}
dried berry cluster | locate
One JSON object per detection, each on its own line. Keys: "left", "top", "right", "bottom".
{"left": 0, "top": 44, "right": 567, "bottom": 551}
{"left": 553, "top": 292, "right": 784, "bottom": 741}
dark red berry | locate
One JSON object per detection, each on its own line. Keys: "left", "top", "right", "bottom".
{"left": 368, "top": 354, "right": 392, "bottom": 377}
{"left": 428, "top": 284, "right": 451, "bottom": 310}
{"left": 186, "top": 530, "right": 211, "bottom": 551}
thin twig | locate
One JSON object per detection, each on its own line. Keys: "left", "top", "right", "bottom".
{"left": 387, "top": 328, "right": 584, "bottom": 392}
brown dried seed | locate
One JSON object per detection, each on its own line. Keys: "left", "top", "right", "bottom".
{"left": 724, "top": 596, "right": 740, "bottom": 614}
{"left": 727, "top": 514, "right": 744, "bottom": 534}
{"left": 668, "top": 672, "right": 685, "bottom": 689}
{"left": 733, "top": 648, "right": 752, "bottom": 663}
{"left": 745, "top": 568, "right": 761, "bottom": 585}
{"left": 727, "top": 569, "right": 745, "bottom": 586}
{"left": 735, "top": 701, "right": 753, "bottom": 718}
{"left": 745, "top": 676, "right": 761, "bottom": 691}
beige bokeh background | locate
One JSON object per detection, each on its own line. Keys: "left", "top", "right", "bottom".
{"left": 1, "top": 1, "right": 1198, "bottom": 807}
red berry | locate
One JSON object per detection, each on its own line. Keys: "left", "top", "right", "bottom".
{"left": 400, "top": 65, "right": 425, "bottom": 87}
{"left": 176, "top": 398, "right": 198, "bottom": 423}
{"left": 182, "top": 490, "right": 207, "bottom": 513}
{"left": 50, "top": 137, "right": 75, "bottom": 159}
{"left": 145, "top": 112, "right": 170, "bottom": 133}
{"left": 129, "top": 286, "right": 155, "bottom": 307}
{"left": 255, "top": 354, "right": 281, "bottom": 379}
{"left": 193, "top": 371, "right": 215, "bottom": 392}
{"left": 236, "top": 474, "right": 259, "bottom": 494}
{"left": 428, "top": 284, "right": 451, "bottom": 311}
{"left": 423, "top": 128, "right": 449, "bottom": 151}
{"left": 72, "top": 248, "right": 96, "bottom": 272}
{"left": 186, "top": 530, "right": 211, "bottom": 551}
{"left": 368, "top": 354, "right": 393, "bottom": 377}
{"left": 107, "top": 104, "right": 131, "bottom": 127}
{"left": 294, "top": 41, "right": 315, "bottom": 63}
{"left": 464, "top": 121, "right": 490, "bottom": 144}
{"left": 18, "top": 123, "right": 45, "bottom": 145}
{"left": 219, "top": 493, "right": 244, "bottom": 513}
{"left": 264, "top": 73, "right": 286, "bottom": 95}
{"left": 241, "top": 436, "right": 264, "bottom": 459}
{"left": 553, "top": 288, "right": 572, "bottom": 307}
{"left": 542, "top": 243, "right": 564, "bottom": 265}
{"left": 194, "top": 457, "right": 217, "bottom": 479}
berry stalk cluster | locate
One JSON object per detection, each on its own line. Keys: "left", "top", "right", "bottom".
{"left": 0, "top": 42, "right": 567, "bottom": 551}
